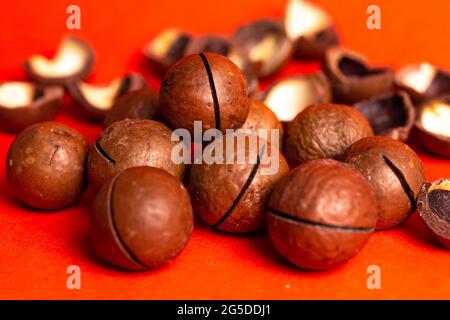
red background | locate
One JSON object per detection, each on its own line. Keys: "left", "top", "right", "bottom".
{"left": 0, "top": 0, "right": 449, "bottom": 299}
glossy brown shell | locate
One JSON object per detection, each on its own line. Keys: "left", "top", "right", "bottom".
{"left": 343, "top": 136, "right": 425, "bottom": 229}
{"left": 241, "top": 98, "right": 284, "bottom": 148}
{"left": 267, "top": 159, "right": 377, "bottom": 270}
{"left": 92, "top": 166, "right": 194, "bottom": 270}
{"left": 103, "top": 88, "right": 161, "bottom": 128}
{"left": 0, "top": 85, "right": 63, "bottom": 132}
{"left": 88, "top": 119, "right": 186, "bottom": 191}
{"left": 284, "top": 103, "right": 373, "bottom": 164}
{"left": 160, "top": 52, "right": 249, "bottom": 134}
{"left": 188, "top": 133, "right": 289, "bottom": 233}
{"left": 6, "top": 121, "right": 89, "bottom": 210}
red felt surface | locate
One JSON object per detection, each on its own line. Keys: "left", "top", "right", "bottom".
{"left": 0, "top": 0, "right": 449, "bottom": 299}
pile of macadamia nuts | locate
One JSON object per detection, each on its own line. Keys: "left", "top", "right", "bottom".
{"left": 2, "top": 0, "right": 450, "bottom": 271}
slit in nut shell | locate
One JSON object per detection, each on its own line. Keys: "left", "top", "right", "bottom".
{"left": 0, "top": 81, "right": 63, "bottom": 132}
{"left": 67, "top": 72, "right": 147, "bottom": 121}
{"left": 23, "top": 36, "right": 94, "bottom": 85}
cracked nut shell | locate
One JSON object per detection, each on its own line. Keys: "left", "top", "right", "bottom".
{"left": 267, "top": 159, "right": 377, "bottom": 270}
{"left": 0, "top": 81, "right": 63, "bottom": 132}
{"left": 343, "top": 136, "right": 425, "bottom": 229}
{"left": 417, "top": 179, "right": 450, "bottom": 248}
{"left": 232, "top": 19, "right": 293, "bottom": 78}
{"left": 23, "top": 36, "right": 94, "bottom": 85}
{"left": 68, "top": 72, "right": 147, "bottom": 121}
{"left": 323, "top": 47, "right": 394, "bottom": 103}
{"left": 284, "top": 103, "right": 373, "bottom": 164}
{"left": 354, "top": 91, "right": 415, "bottom": 141}
{"left": 413, "top": 95, "right": 450, "bottom": 158}
{"left": 88, "top": 119, "right": 186, "bottom": 191}
{"left": 261, "top": 71, "right": 331, "bottom": 123}
{"left": 188, "top": 132, "right": 289, "bottom": 233}
{"left": 160, "top": 52, "right": 249, "bottom": 135}
{"left": 395, "top": 63, "right": 450, "bottom": 103}
{"left": 92, "top": 166, "right": 194, "bottom": 270}
{"left": 143, "top": 29, "right": 192, "bottom": 72}
{"left": 6, "top": 121, "right": 89, "bottom": 210}
{"left": 103, "top": 88, "right": 161, "bottom": 128}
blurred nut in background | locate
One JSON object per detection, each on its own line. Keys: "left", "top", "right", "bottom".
{"left": 143, "top": 29, "right": 192, "bottom": 72}
{"left": 261, "top": 71, "right": 331, "bottom": 123}
{"left": 67, "top": 72, "right": 147, "bottom": 121}
{"left": 323, "top": 46, "right": 394, "bottom": 104}
{"left": 232, "top": 19, "right": 293, "bottom": 78}
{"left": 23, "top": 36, "right": 94, "bottom": 85}
{"left": 88, "top": 119, "right": 186, "bottom": 191}
{"left": 0, "top": 81, "right": 63, "bottom": 132}
{"left": 395, "top": 63, "right": 450, "bottom": 103}
{"left": 354, "top": 91, "right": 415, "bottom": 141}
{"left": 413, "top": 95, "right": 450, "bottom": 158}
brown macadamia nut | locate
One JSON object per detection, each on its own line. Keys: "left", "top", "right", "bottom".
{"left": 267, "top": 159, "right": 377, "bottom": 270}
{"left": 284, "top": 0, "right": 340, "bottom": 59}
{"left": 188, "top": 132, "right": 289, "bottom": 233}
{"left": 343, "top": 136, "right": 425, "bottom": 229}
{"left": 284, "top": 103, "right": 373, "bottom": 164}
{"left": 92, "top": 166, "right": 194, "bottom": 270}
{"left": 6, "top": 121, "right": 89, "bottom": 210}
{"left": 88, "top": 119, "right": 185, "bottom": 191}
